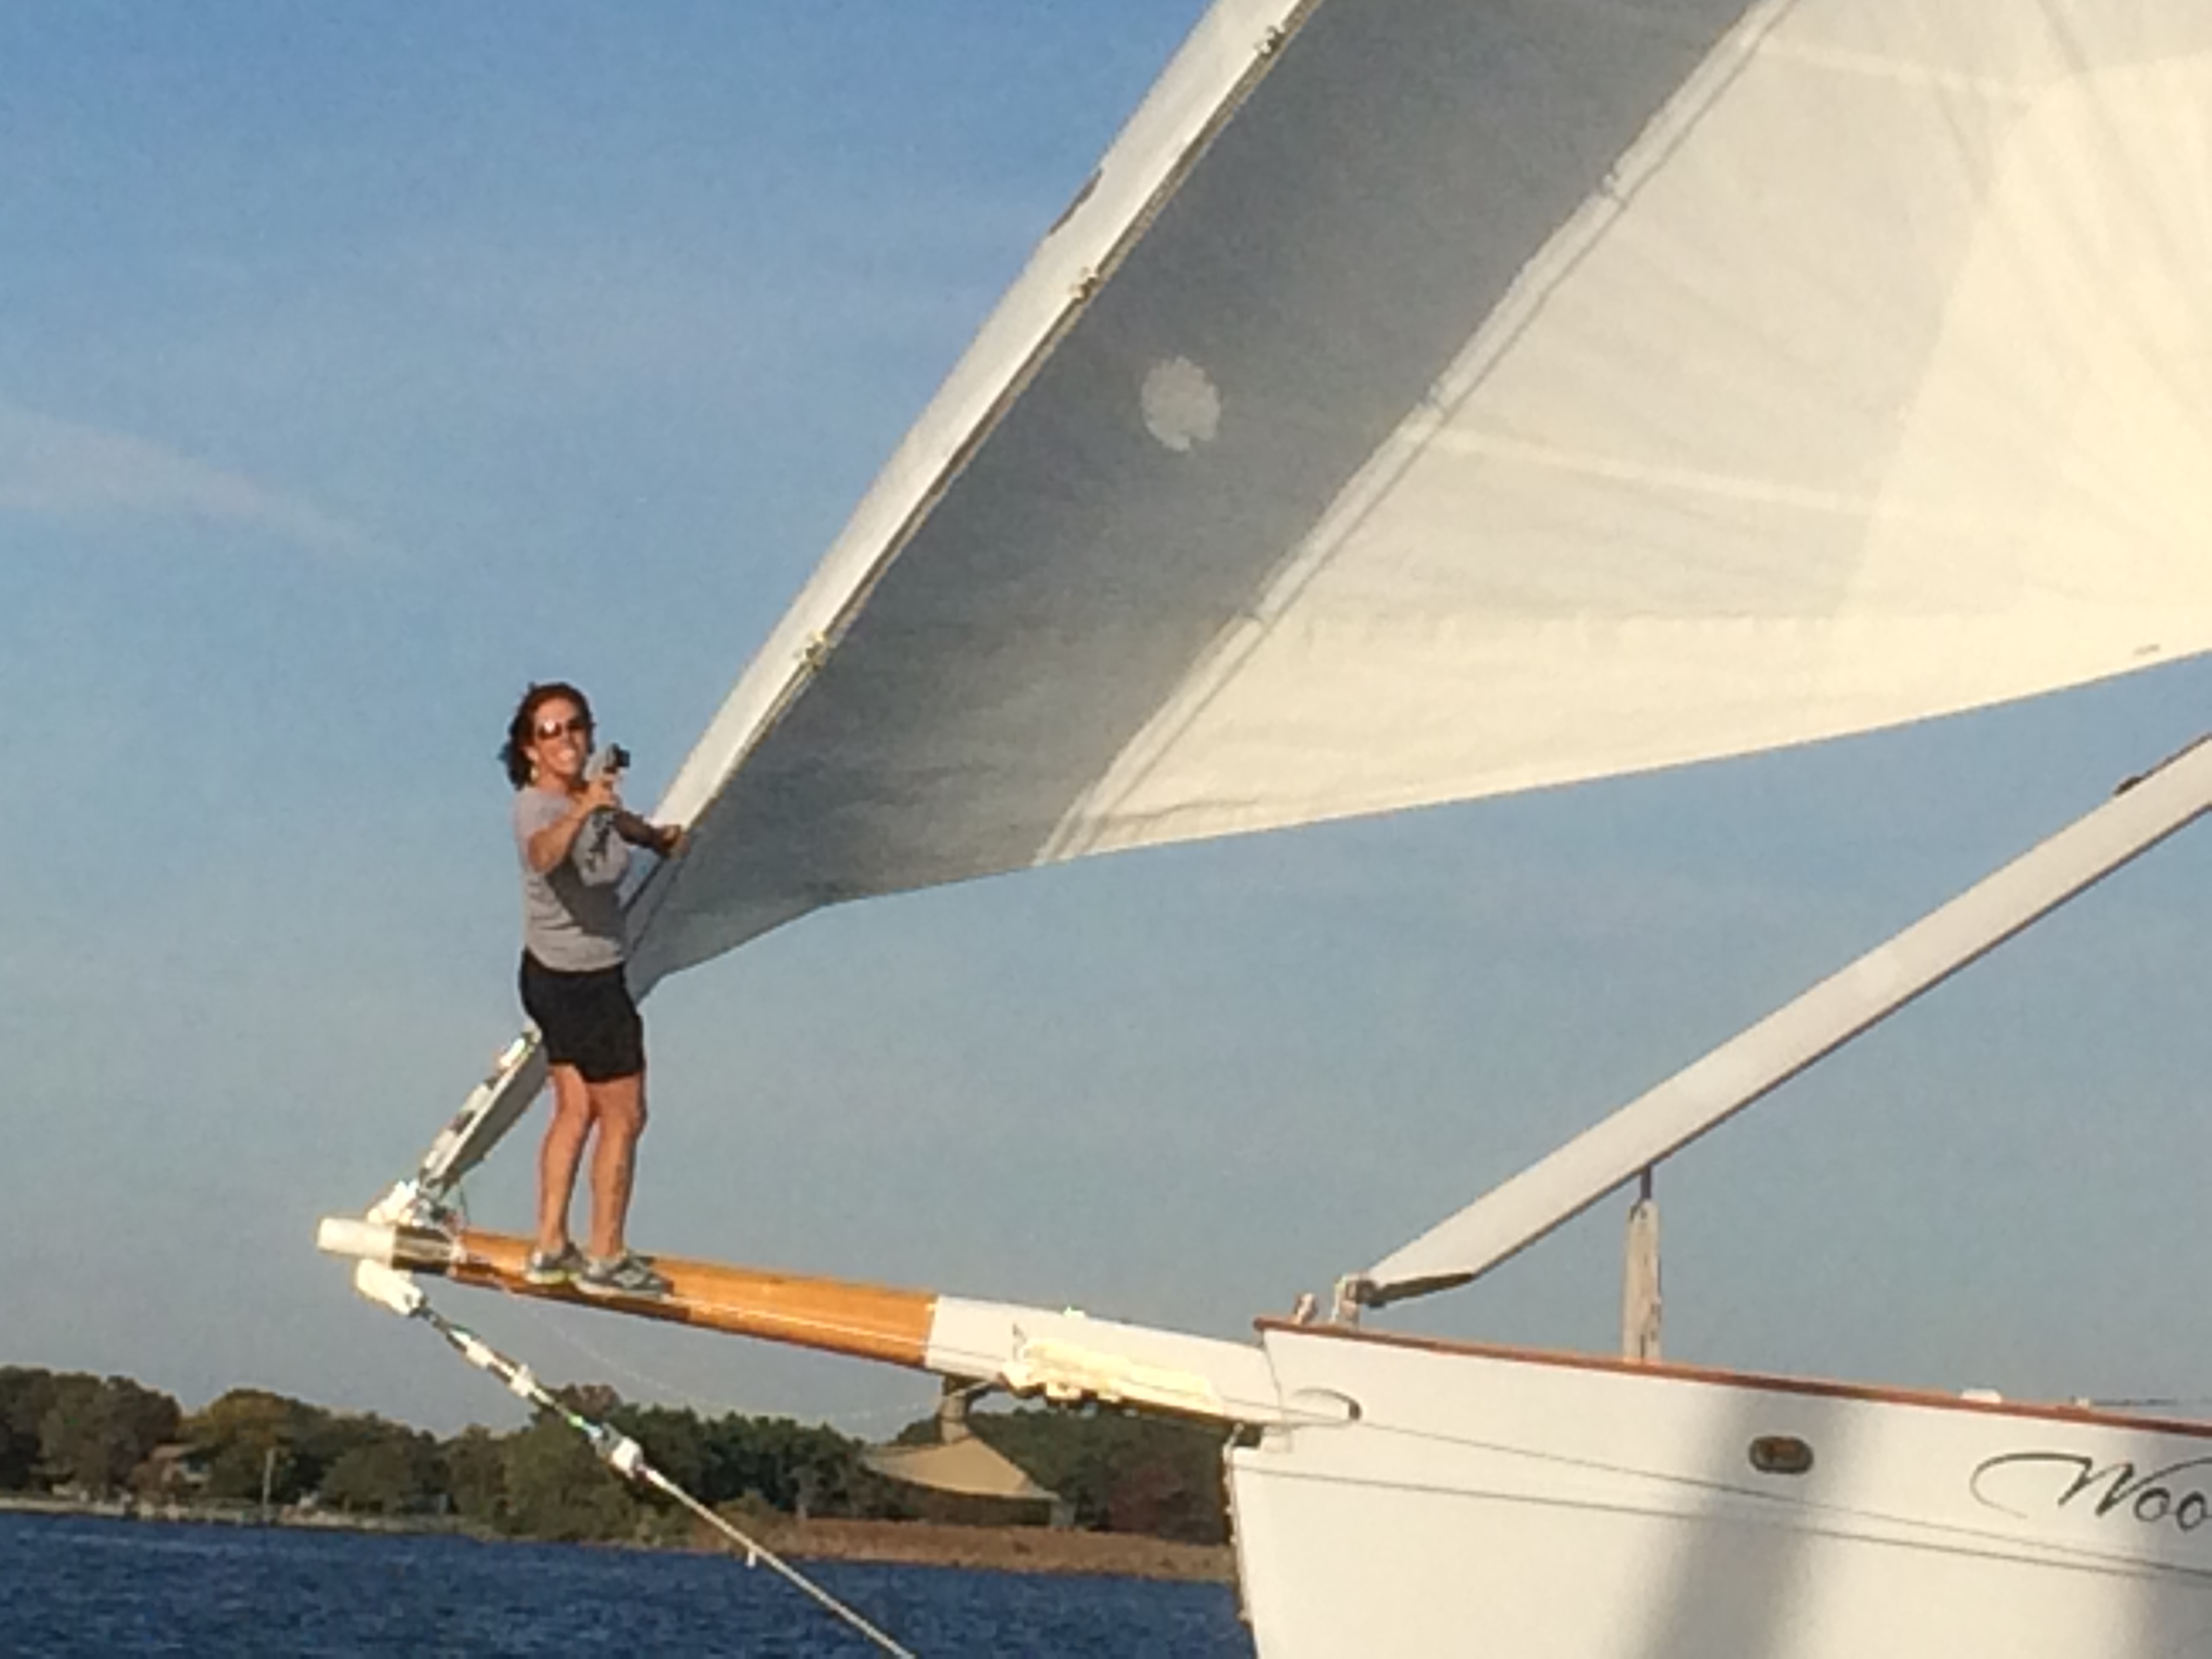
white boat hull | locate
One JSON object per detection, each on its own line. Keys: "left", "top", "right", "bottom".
{"left": 1229, "top": 1326, "right": 2212, "bottom": 1658}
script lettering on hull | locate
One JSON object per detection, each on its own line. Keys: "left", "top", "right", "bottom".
{"left": 1973, "top": 1450, "right": 2212, "bottom": 1537}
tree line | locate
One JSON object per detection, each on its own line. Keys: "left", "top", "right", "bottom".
{"left": 0, "top": 1366, "right": 1228, "bottom": 1546}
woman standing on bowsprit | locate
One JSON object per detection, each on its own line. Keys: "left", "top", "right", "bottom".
{"left": 499, "top": 682, "right": 682, "bottom": 1299}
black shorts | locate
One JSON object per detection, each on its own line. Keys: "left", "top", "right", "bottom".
{"left": 518, "top": 952, "right": 644, "bottom": 1083}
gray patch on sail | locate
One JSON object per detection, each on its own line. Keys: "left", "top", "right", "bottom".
{"left": 1141, "top": 356, "right": 1222, "bottom": 453}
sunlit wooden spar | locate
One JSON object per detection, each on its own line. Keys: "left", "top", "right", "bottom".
{"left": 319, "top": 1223, "right": 938, "bottom": 1369}
{"left": 326, "top": 0, "right": 2212, "bottom": 1652}
{"left": 314, "top": 1217, "right": 1290, "bottom": 1425}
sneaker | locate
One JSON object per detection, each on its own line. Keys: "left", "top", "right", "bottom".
{"left": 521, "top": 1243, "right": 583, "bottom": 1287}
{"left": 577, "top": 1252, "right": 672, "bottom": 1300}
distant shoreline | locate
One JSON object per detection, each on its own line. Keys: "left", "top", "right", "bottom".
{"left": 0, "top": 1494, "right": 1236, "bottom": 1585}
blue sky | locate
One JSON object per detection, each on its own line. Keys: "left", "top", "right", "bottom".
{"left": 8, "top": 3, "right": 2212, "bottom": 1441}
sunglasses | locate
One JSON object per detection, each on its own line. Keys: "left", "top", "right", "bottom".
{"left": 533, "top": 716, "right": 592, "bottom": 741}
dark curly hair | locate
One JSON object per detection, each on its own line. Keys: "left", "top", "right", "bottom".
{"left": 501, "top": 682, "right": 594, "bottom": 790}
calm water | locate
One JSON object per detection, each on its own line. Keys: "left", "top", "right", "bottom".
{"left": 0, "top": 1514, "right": 1255, "bottom": 1657}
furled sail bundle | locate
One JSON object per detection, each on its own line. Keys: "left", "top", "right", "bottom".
{"left": 626, "top": 0, "right": 2212, "bottom": 985}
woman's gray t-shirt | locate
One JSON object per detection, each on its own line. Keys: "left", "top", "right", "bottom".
{"left": 513, "top": 786, "right": 629, "bottom": 971}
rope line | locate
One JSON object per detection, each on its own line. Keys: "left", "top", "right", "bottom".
{"left": 407, "top": 1292, "right": 919, "bottom": 1658}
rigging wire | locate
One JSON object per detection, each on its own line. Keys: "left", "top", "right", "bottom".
{"left": 405, "top": 1290, "right": 920, "bottom": 1659}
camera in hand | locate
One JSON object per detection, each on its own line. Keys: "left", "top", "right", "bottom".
{"left": 588, "top": 743, "right": 632, "bottom": 780}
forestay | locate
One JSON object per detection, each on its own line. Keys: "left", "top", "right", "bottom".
{"left": 630, "top": 0, "right": 2212, "bottom": 991}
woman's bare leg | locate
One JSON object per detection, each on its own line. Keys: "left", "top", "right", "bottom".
{"left": 536, "top": 1064, "right": 596, "bottom": 1254}
{"left": 585, "top": 1070, "right": 647, "bottom": 1260}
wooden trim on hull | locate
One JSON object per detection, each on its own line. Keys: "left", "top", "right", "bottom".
{"left": 430, "top": 1228, "right": 939, "bottom": 1370}
{"left": 1259, "top": 1319, "right": 2212, "bottom": 1441}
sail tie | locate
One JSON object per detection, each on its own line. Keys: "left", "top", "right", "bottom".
{"left": 405, "top": 1291, "right": 921, "bottom": 1659}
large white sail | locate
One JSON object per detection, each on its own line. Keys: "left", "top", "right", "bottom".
{"left": 630, "top": 0, "right": 2212, "bottom": 989}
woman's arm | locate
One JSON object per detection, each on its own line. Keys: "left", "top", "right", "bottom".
{"left": 613, "top": 811, "right": 684, "bottom": 857}
{"left": 525, "top": 778, "right": 621, "bottom": 873}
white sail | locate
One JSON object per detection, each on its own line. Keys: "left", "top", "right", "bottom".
{"left": 630, "top": 0, "right": 2212, "bottom": 986}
